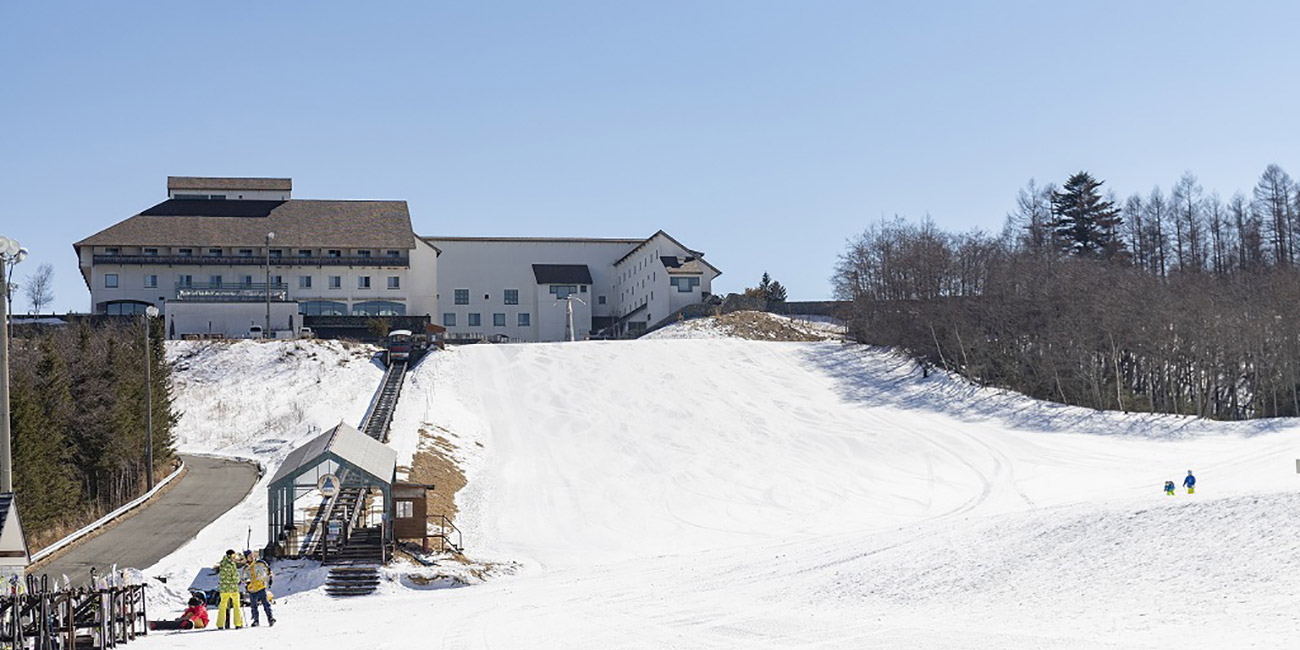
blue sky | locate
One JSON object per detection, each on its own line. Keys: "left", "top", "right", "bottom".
{"left": 3, "top": 1, "right": 1299, "bottom": 312}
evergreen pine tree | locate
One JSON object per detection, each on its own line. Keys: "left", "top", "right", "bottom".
{"left": 767, "top": 281, "right": 788, "bottom": 302}
{"left": 1051, "top": 172, "right": 1124, "bottom": 258}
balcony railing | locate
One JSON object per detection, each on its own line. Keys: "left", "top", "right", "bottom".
{"left": 94, "top": 254, "right": 409, "bottom": 267}
{"left": 174, "top": 282, "right": 289, "bottom": 302}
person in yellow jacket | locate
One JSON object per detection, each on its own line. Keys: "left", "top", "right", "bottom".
{"left": 242, "top": 550, "right": 276, "bottom": 627}
{"left": 216, "top": 549, "right": 243, "bottom": 629}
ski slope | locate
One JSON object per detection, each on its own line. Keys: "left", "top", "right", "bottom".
{"left": 140, "top": 336, "right": 1300, "bottom": 649}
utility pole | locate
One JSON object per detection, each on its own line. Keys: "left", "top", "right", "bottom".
{"left": 0, "top": 236, "right": 28, "bottom": 494}
{"left": 265, "top": 231, "right": 275, "bottom": 338}
{"left": 144, "top": 305, "right": 159, "bottom": 490}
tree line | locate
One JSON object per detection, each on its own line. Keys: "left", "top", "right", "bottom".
{"left": 833, "top": 165, "right": 1300, "bottom": 420}
{"left": 7, "top": 317, "right": 176, "bottom": 545}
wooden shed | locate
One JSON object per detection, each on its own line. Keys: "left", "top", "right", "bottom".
{"left": 392, "top": 482, "right": 433, "bottom": 549}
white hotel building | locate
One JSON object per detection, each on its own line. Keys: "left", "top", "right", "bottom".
{"left": 76, "top": 177, "right": 721, "bottom": 342}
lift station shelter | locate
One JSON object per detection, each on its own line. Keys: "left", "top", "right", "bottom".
{"left": 266, "top": 421, "right": 397, "bottom": 557}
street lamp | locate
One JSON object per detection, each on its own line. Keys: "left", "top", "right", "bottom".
{"left": 0, "top": 236, "right": 29, "bottom": 494}
{"left": 143, "top": 304, "right": 159, "bottom": 490}
{"left": 265, "top": 232, "right": 275, "bottom": 339}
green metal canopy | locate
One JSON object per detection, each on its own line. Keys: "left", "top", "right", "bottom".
{"left": 266, "top": 421, "right": 397, "bottom": 554}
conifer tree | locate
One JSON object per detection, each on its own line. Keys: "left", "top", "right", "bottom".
{"left": 1051, "top": 172, "right": 1124, "bottom": 258}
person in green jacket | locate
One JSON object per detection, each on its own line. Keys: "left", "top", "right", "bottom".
{"left": 216, "top": 549, "right": 244, "bottom": 629}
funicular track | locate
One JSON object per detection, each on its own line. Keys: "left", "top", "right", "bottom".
{"left": 299, "top": 359, "right": 408, "bottom": 574}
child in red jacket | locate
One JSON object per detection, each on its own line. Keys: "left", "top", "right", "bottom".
{"left": 150, "top": 597, "right": 209, "bottom": 630}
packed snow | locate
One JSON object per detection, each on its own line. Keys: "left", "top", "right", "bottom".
{"left": 131, "top": 336, "right": 1300, "bottom": 649}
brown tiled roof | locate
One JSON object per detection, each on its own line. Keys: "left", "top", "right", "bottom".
{"left": 75, "top": 199, "right": 415, "bottom": 249}
{"left": 167, "top": 176, "right": 292, "bottom": 191}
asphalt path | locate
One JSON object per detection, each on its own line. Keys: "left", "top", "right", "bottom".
{"left": 34, "top": 454, "right": 259, "bottom": 586}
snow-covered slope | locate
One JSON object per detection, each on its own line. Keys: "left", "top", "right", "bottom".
{"left": 140, "top": 338, "right": 1300, "bottom": 649}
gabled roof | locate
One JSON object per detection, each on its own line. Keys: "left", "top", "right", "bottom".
{"left": 168, "top": 176, "right": 292, "bottom": 191}
{"left": 269, "top": 422, "right": 397, "bottom": 488}
{"left": 75, "top": 199, "right": 415, "bottom": 250}
{"left": 613, "top": 230, "right": 721, "bottom": 278}
{"left": 532, "top": 264, "right": 594, "bottom": 285}
{"left": 0, "top": 493, "right": 29, "bottom": 560}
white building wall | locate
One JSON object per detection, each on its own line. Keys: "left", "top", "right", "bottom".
{"left": 166, "top": 302, "right": 300, "bottom": 338}
{"left": 85, "top": 243, "right": 426, "bottom": 331}
{"left": 406, "top": 238, "right": 439, "bottom": 319}
{"left": 427, "top": 239, "right": 641, "bottom": 342}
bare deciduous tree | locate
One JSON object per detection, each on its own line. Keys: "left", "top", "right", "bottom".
{"left": 24, "top": 263, "right": 54, "bottom": 313}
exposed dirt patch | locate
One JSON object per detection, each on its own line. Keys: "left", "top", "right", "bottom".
{"left": 710, "top": 311, "right": 836, "bottom": 342}
{"left": 408, "top": 424, "right": 468, "bottom": 526}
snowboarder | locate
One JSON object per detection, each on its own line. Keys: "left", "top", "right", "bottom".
{"left": 1183, "top": 470, "right": 1196, "bottom": 495}
{"left": 216, "top": 549, "right": 244, "bottom": 629}
{"left": 150, "top": 596, "right": 208, "bottom": 630}
{"left": 242, "top": 550, "right": 276, "bottom": 627}
{"left": 1164, "top": 480, "right": 1175, "bottom": 496}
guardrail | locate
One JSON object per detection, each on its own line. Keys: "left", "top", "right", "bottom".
{"left": 31, "top": 460, "right": 186, "bottom": 566}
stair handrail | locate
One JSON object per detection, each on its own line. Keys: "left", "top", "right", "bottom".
{"left": 437, "top": 514, "right": 463, "bottom": 553}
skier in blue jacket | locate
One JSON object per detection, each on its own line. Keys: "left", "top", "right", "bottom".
{"left": 1183, "top": 470, "right": 1196, "bottom": 495}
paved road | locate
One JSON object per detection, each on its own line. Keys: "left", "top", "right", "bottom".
{"left": 34, "top": 454, "right": 259, "bottom": 586}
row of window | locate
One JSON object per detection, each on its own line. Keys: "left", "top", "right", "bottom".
{"left": 449, "top": 285, "right": 595, "bottom": 305}
{"left": 105, "top": 273, "right": 401, "bottom": 290}
{"left": 443, "top": 312, "right": 531, "bottom": 327}
{"left": 100, "top": 299, "right": 406, "bottom": 316}
{"left": 102, "top": 247, "right": 404, "bottom": 259}
{"left": 300, "top": 300, "right": 405, "bottom": 316}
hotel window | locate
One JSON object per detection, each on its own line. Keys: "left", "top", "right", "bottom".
{"left": 329, "top": 276, "right": 341, "bottom": 289}
{"left": 358, "top": 276, "right": 371, "bottom": 289}
{"left": 518, "top": 313, "right": 530, "bottom": 326}
{"left": 387, "top": 276, "right": 400, "bottom": 290}
{"left": 104, "top": 274, "right": 119, "bottom": 288}
{"left": 493, "top": 313, "right": 505, "bottom": 327}
{"left": 238, "top": 249, "right": 253, "bottom": 257}
{"left": 298, "top": 249, "right": 313, "bottom": 257}
{"left": 504, "top": 289, "right": 519, "bottom": 305}
{"left": 241, "top": 275, "right": 254, "bottom": 286}
{"left": 598, "top": 295, "right": 606, "bottom": 305}
{"left": 270, "top": 249, "right": 283, "bottom": 258}
{"left": 468, "top": 313, "right": 481, "bottom": 327}
{"left": 104, "top": 247, "right": 120, "bottom": 255}
{"left": 386, "top": 250, "right": 401, "bottom": 258}
{"left": 454, "top": 289, "right": 469, "bottom": 305}
{"left": 549, "top": 285, "right": 577, "bottom": 299}
{"left": 670, "top": 277, "right": 701, "bottom": 292}
{"left": 327, "top": 249, "right": 341, "bottom": 258}
{"left": 443, "top": 313, "right": 456, "bottom": 327}
{"left": 144, "top": 247, "right": 158, "bottom": 256}
{"left": 209, "top": 275, "right": 222, "bottom": 285}
{"left": 144, "top": 275, "right": 157, "bottom": 289}
{"left": 299, "top": 276, "right": 312, "bottom": 289}
{"left": 178, "top": 274, "right": 193, "bottom": 287}
{"left": 177, "top": 248, "right": 193, "bottom": 256}
{"left": 271, "top": 275, "right": 283, "bottom": 285}
{"left": 357, "top": 250, "right": 372, "bottom": 258}
{"left": 207, "top": 248, "right": 222, "bottom": 256}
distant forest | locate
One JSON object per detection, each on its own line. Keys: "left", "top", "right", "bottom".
{"left": 834, "top": 165, "right": 1300, "bottom": 420}
{"left": 7, "top": 319, "right": 176, "bottom": 546}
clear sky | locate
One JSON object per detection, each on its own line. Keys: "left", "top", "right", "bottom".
{"left": 3, "top": 1, "right": 1299, "bottom": 312}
